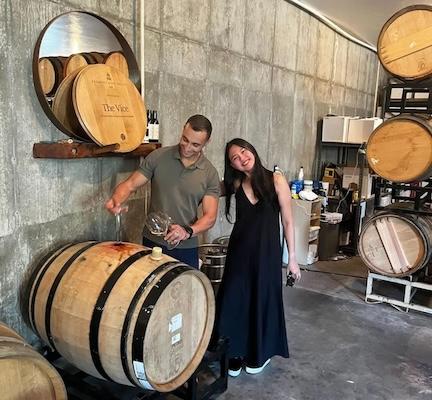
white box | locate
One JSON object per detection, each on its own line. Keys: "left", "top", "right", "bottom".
{"left": 342, "top": 167, "right": 373, "bottom": 198}
{"left": 322, "top": 116, "right": 354, "bottom": 142}
{"left": 347, "top": 118, "right": 383, "bottom": 143}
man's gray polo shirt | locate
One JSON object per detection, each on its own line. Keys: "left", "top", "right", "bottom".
{"left": 139, "top": 145, "right": 220, "bottom": 249}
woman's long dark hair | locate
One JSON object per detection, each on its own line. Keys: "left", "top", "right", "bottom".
{"left": 224, "top": 138, "right": 277, "bottom": 222}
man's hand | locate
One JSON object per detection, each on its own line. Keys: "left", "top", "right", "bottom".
{"left": 164, "top": 224, "right": 190, "bottom": 245}
{"left": 105, "top": 198, "right": 123, "bottom": 215}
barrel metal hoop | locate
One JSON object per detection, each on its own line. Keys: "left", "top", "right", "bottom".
{"left": 130, "top": 264, "right": 192, "bottom": 387}
{"left": 89, "top": 249, "right": 152, "bottom": 382}
{"left": 29, "top": 243, "right": 78, "bottom": 333}
{"left": 45, "top": 242, "right": 99, "bottom": 350}
{"left": 120, "top": 261, "right": 181, "bottom": 386}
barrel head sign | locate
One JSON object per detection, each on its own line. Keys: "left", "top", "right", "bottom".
{"left": 72, "top": 65, "right": 146, "bottom": 152}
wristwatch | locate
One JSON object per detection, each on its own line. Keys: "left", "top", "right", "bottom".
{"left": 182, "top": 225, "right": 193, "bottom": 239}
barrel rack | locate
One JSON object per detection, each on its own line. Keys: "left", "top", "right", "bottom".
{"left": 381, "top": 80, "right": 432, "bottom": 116}
{"left": 44, "top": 337, "right": 228, "bottom": 400}
{"left": 366, "top": 176, "right": 432, "bottom": 315}
{"left": 365, "top": 267, "right": 432, "bottom": 315}
{"left": 361, "top": 72, "right": 432, "bottom": 315}
{"left": 374, "top": 177, "right": 432, "bottom": 215}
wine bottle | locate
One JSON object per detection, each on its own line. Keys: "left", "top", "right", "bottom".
{"left": 151, "top": 110, "right": 159, "bottom": 142}
{"left": 148, "top": 110, "right": 155, "bottom": 141}
{"left": 144, "top": 109, "right": 150, "bottom": 143}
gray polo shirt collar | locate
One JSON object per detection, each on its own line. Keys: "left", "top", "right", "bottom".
{"left": 173, "top": 145, "right": 206, "bottom": 170}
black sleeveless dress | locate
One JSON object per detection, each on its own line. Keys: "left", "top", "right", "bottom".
{"left": 215, "top": 183, "right": 289, "bottom": 366}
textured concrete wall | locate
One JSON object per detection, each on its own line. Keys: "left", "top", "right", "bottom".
{"left": 0, "top": 0, "right": 142, "bottom": 341}
{"left": 0, "top": 0, "right": 379, "bottom": 340}
{"left": 143, "top": 0, "right": 379, "bottom": 240}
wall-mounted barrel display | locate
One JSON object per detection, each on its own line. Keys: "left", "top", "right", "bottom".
{"left": 27, "top": 241, "right": 215, "bottom": 392}
{"left": 359, "top": 212, "right": 432, "bottom": 277}
{"left": 0, "top": 321, "right": 67, "bottom": 400}
{"left": 366, "top": 115, "right": 432, "bottom": 182}
{"left": 378, "top": 5, "right": 432, "bottom": 80}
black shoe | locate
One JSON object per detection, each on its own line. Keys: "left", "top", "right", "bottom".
{"left": 228, "top": 357, "right": 243, "bottom": 377}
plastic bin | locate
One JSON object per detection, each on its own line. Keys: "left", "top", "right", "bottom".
{"left": 318, "top": 221, "right": 340, "bottom": 261}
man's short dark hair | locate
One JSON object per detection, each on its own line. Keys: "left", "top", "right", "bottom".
{"left": 185, "top": 115, "right": 212, "bottom": 139}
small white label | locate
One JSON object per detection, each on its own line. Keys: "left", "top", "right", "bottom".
{"left": 133, "top": 360, "right": 146, "bottom": 380}
{"left": 153, "top": 124, "right": 159, "bottom": 141}
{"left": 138, "top": 378, "right": 154, "bottom": 390}
{"left": 169, "top": 313, "right": 182, "bottom": 333}
{"left": 171, "top": 333, "right": 181, "bottom": 345}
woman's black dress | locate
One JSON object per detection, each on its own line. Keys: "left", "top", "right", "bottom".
{"left": 215, "top": 183, "right": 289, "bottom": 366}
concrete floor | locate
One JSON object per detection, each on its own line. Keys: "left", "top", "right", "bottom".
{"left": 214, "top": 258, "right": 432, "bottom": 400}
{"left": 61, "top": 257, "right": 432, "bottom": 400}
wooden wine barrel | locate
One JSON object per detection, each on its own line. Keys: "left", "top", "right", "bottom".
{"left": 52, "top": 67, "right": 90, "bottom": 141}
{"left": 198, "top": 245, "right": 227, "bottom": 285}
{"left": 63, "top": 53, "right": 88, "bottom": 77}
{"left": 89, "top": 52, "right": 105, "bottom": 64}
{"left": 72, "top": 64, "right": 146, "bottom": 152}
{"left": 212, "top": 235, "right": 230, "bottom": 247}
{"left": 366, "top": 115, "right": 432, "bottom": 182}
{"left": 378, "top": 5, "right": 432, "bottom": 80}
{"left": 0, "top": 321, "right": 67, "bottom": 400}
{"left": 27, "top": 241, "right": 215, "bottom": 392}
{"left": 104, "top": 51, "right": 129, "bottom": 77}
{"left": 38, "top": 57, "right": 63, "bottom": 96}
{"left": 359, "top": 212, "right": 432, "bottom": 277}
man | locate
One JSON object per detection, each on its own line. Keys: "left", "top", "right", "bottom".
{"left": 105, "top": 114, "right": 220, "bottom": 268}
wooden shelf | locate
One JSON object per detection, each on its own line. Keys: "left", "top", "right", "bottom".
{"left": 33, "top": 141, "right": 161, "bottom": 159}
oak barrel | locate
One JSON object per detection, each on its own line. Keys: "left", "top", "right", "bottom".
{"left": 104, "top": 51, "right": 129, "bottom": 77}
{"left": 0, "top": 321, "right": 67, "bottom": 400}
{"left": 212, "top": 235, "right": 230, "bottom": 247}
{"left": 378, "top": 5, "right": 432, "bottom": 80}
{"left": 198, "top": 244, "right": 227, "bottom": 296}
{"left": 366, "top": 115, "right": 432, "bottom": 182}
{"left": 38, "top": 57, "right": 63, "bottom": 96}
{"left": 63, "top": 53, "right": 88, "bottom": 77}
{"left": 52, "top": 66, "right": 91, "bottom": 141}
{"left": 359, "top": 212, "right": 432, "bottom": 277}
{"left": 27, "top": 241, "right": 215, "bottom": 392}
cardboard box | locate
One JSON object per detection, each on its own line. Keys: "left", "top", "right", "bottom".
{"left": 342, "top": 167, "right": 373, "bottom": 198}
{"left": 347, "top": 118, "right": 383, "bottom": 143}
{"left": 322, "top": 116, "right": 354, "bottom": 142}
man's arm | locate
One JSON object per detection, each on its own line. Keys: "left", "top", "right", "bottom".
{"left": 191, "top": 195, "right": 218, "bottom": 235}
{"left": 105, "top": 171, "right": 149, "bottom": 215}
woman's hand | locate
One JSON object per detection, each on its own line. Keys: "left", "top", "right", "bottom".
{"left": 288, "top": 261, "right": 301, "bottom": 281}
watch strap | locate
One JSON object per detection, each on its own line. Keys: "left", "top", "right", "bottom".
{"left": 182, "top": 225, "right": 193, "bottom": 239}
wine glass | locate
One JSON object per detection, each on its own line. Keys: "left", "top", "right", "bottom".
{"left": 145, "top": 211, "right": 179, "bottom": 250}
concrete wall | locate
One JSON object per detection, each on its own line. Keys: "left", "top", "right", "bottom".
{"left": 0, "top": 0, "right": 378, "bottom": 341}
{"left": 144, "top": 0, "right": 379, "bottom": 240}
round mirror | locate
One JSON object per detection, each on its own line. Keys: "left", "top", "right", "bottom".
{"left": 33, "top": 11, "right": 141, "bottom": 141}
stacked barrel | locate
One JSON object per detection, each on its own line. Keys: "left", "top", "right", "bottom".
{"left": 0, "top": 322, "right": 67, "bottom": 399}
{"left": 38, "top": 51, "right": 146, "bottom": 152}
{"left": 359, "top": 5, "right": 432, "bottom": 277}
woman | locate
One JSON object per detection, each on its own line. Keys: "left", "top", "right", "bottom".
{"left": 215, "top": 138, "right": 301, "bottom": 377}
